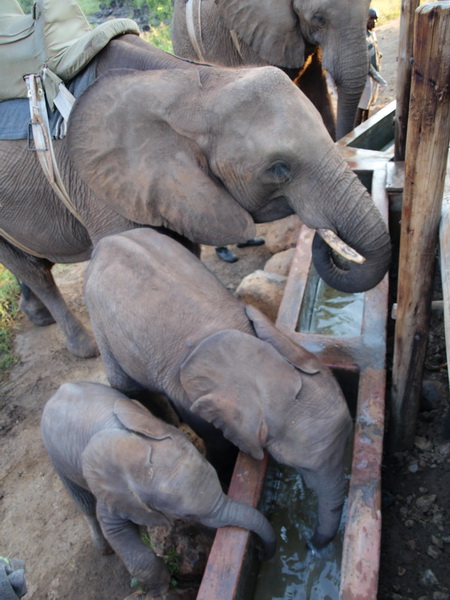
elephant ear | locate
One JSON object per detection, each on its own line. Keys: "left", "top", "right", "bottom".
{"left": 114, "top": 397, "right": 174, "bottom": 441}
{"left": 180, "top": 329, "right": 304, "bottom": 460}
{"left": 245, "top": 305, "right": 321, "bottom": 375}
{"left": 215, "top": 0, "right": 305, "bottom": 68}
{"left": 82, "top": 430, "right": 171, "bottom": 527}
{"left": 67, "top": 68, "right": 255, "bottom": 245}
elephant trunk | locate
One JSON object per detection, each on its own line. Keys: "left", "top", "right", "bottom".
{"left": 322, "top": 28, "right": 369, "bottom": 139}
{"left": 302, "top": 464, "right": 348, "bottom": 551}
{"left": 296, "top": 150, "right": 391, "bottom": 293}
{"left": 202, "top": 494, "right": 277, "bottom": 559}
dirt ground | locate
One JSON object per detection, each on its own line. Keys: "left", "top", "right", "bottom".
{"left": 1, "top": 17, "right": 449, "bottom": 600}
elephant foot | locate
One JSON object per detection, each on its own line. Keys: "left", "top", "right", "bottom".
{"left": 19, "top": 295, "right": 56, "bottom": 327}
{"left": 66, "top": 327, "right": 100, "bottom": 359}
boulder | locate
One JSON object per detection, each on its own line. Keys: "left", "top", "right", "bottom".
{"left": 235, "top": 270, "right": 288, "bottom": 322}
{"left": 264, "top": 215, "right": 302, "bottom": 254}
{"left": 264, "top": 248, "right": 295, "bottom": 277}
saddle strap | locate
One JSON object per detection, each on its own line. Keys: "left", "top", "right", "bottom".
{"left": 24, "top": 73, "right": 84, "bottom": 226}
{"left": 0, "top": 227, "right": 47, "bottom": 258}
{"left": 185, "top": 0, "right": 206, "bottom": 62}
{"left": 185, "top": 0, "right": 243, "bottom": 62}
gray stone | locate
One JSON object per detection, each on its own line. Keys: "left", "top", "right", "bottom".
{"left": 415, "top": 436, "right": 433, "bottom": 451}
{"left": 415, "top": 494, "right": 437, "bottom": 512}
{"left": 421, "top": 569, "right": 439, "bottom": 586}
{"left": 427, "top": 545, "right": 441, "bottom": 559}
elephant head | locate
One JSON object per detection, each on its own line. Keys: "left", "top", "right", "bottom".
{"left": 179, "top": 306, "right": 353, "bottom": 550}
{"left": 82, "top": 417, "right": 276, "bottom": 559}
{"left": 214, "top": 0, "right": 371, "bottom": 138}
{"left": 67, "top": 65, "right": 390, "bottom": 293}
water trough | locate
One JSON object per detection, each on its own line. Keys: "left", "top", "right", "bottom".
{"left": 197, "top": 106, "right": 395, "bottom": 600}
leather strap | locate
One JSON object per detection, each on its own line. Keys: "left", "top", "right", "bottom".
{"left": 24, "top": 73, "right": 84, "bottom": 225}
{"left": 185, "top": 0, "right": 206, "bottom": 62}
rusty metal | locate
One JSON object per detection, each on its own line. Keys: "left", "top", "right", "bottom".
{"left": 197, "top": 137, "right": 391, "bottom": 600}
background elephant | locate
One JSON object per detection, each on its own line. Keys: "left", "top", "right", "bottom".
{"left": 171, "top": 0, "right": 371, "bottom": 140}
{"left": 41, "top": 381, "right": 276, "bottom": 597}
{"left": 0, "top": 35, "right": 389, "bottom": 358}
{"left": 84, "top": 228, "right": 353, "bottom": 552}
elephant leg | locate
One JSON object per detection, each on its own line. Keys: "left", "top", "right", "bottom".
{"left": 0, "top": 239, "right": 98, "bottom": 358}
{"left": 18, "top": 282, "right": 55, "bottom": 326}
{"left": 96, "top": 503, "right": 171, "bottom": 595}
{"left": 57, "top": 473, "right": 113, "bottom": 555}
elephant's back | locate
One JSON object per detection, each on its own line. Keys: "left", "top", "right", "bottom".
{"left": 85, "top": 228, "right": 252, "bottom": 387}
{"left": 88, "top": 228, "right": 246, "bottom": 321}
{"left": 41, "top": 382, "right": 122, "bottom": 485}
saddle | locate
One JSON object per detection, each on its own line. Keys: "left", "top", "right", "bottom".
{"left": 0, "top": 0, "right": 140, "bottom": 104}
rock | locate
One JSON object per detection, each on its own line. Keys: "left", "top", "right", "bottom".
{"left": 264, "top": 215, "right": 303, "bottom": 254}
{"left": 421, "top": 379, "right": 448, "bottom": 411}
{"left": 433, "top": 592, "right": 450, "bottom": 600}
{"left": 427, "top": 545, "right": 441, "bottom": 559}
{"left": 407, "top": 462, "right": 419, "bottom": 473}
{"left": 264, "top": 248, "right": 296, "bottom": 277}
{"left": 431, "top": 535, "right": 444, "bottom": 549}
{"left": 414, "top": 436, "right": 433, "bottom": 451}
{"left": 149, "top": 521, "right": 214, "bottom": 581}
{"left": 415, "top": 495, "right": 437, "bottom": 512}
{"left": 438, "top": 442, "right": 450, "bottom": 456}
{"left": 235, "top": 270, "right": 288, "bottom": 321}
{"left": 178, "top": 423, "right": 206, "bottom": 456}
{"left": 421, "top": 569, "right": 439, "bottom": 586}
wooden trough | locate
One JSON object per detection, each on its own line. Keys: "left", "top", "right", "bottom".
{"left": 196, "top": 105, "right": 394, "bottom": 600}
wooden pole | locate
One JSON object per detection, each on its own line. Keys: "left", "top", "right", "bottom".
{"left": 391, "top": 2, "right": 450, "bottom": 451}
{"left": 394, "top": 0, "right": 420, "bottom": 161}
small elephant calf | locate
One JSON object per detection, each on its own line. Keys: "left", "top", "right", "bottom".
{"left": 84, "top": 228, "right": 353, "bottom": 551}
{"left": 41, "top": 382, "right": 276, "bottom": 597}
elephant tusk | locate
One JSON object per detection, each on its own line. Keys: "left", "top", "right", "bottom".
{"left": 316, "top": 228, "right": 366, "bottom": 264}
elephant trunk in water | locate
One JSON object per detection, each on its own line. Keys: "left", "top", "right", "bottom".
{"left": 302, "top": 464, "right": 348, "bottom": 551}
{"left": 202, "top": 494, "right": 277, "bottom": 559}
{"left": 295, "top": 150, "right": 391, "bottom": 294}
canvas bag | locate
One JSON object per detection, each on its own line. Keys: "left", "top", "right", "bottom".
{"left": 0, "top": 0, "right": 140, "bottom": 103}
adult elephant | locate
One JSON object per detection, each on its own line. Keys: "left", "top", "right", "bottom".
{"left": 171, "top": 0, "right": 371, "bottom": 140}
{"left": 0, "top": 35, "right": 390, "bottom": 357}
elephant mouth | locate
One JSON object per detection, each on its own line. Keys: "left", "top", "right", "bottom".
{"left": 316, "top": 229, "right": 366, "bottom": 264}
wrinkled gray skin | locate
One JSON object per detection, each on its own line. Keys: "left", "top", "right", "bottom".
{"left": 84, "top": 228, "right": 353, "bottom": 551}
{"left": 171, "top": 0, "right": 371, "bottom": 139}
{"left": 41, "top": 381, "right": 276, "bottom": 597}
{"left": 0, "top": 36, "right": 390, "bottom": 359}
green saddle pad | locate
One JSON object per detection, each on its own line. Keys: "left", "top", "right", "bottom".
{"left": 0, "top": 0, "right": 140, "bottom": 102}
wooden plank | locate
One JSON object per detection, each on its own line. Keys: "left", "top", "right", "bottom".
{"left": 391, "top": 2, "right": 450, "bottom": 450}
{"left": 394, "top": 0, "right": 420, "bottom": 161}
{"left": 439, "top": 158, "right": 450, "bottom": 391}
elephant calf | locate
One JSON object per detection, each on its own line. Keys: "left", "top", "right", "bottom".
{"left": 84, "top": 228, "right": 353, "bottom": 551}
{"left": 41, "top": 381, "right": 276, "bottom": 597}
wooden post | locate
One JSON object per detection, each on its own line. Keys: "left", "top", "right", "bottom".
{"left": 394, "top": 0, "right": 420, "bottom": 161}
{"left": 391, "top": 2, "right": 450, "bottom": 451}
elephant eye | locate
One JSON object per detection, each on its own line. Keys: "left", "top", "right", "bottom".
{"left": 312, "top": 13, "right": 326, "bottom": 28}
{"left": 266, "top": 162, "right": 291, "bottom": 184}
